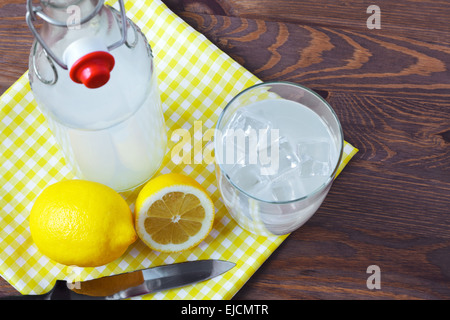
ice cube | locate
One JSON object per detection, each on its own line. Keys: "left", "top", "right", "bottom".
{"left": 257, "top": 136, "right": 307, "bottom": 202}
{"left": 265, "top": 167, "right": 308, "bottom": 202}
{"left": 259, "top": 135, "right": 300, "bottom": 176}
{"left": 220, "top": 107, "right": 273, "bottom": 167}
{"left": 226, "top": 107, "right": 272, "bottom": 136}
{"left": 227, "top": 164, "right": 270, "bottom": 196}
{"left": 297, "top": 139, "right": 332, "bottom": 177}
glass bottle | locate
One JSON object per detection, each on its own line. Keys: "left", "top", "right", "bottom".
{"left": 27, "top": 0, "right": 167, "bottom": 191}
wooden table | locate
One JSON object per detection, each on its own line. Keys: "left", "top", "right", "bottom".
{"left": 1, "top": 0, "right": 449, "bottom": 300}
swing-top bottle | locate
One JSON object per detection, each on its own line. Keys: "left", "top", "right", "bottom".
{"left": 27, "top": 0, "right": 167, "bottom": 191}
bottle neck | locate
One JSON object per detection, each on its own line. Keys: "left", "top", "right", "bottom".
{"left": 32, "top": 0, "right": 108, "bottom": 70}
{"left": 40, "top": 0, "right": 103, "bottom": 27}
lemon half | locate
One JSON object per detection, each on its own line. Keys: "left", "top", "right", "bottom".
{"left": 135, "top": 173, "right": 215, "bottom": 253}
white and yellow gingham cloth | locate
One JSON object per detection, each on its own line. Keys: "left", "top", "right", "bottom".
{"left": 0, "top": 0, "right": 358, "bottom": 299}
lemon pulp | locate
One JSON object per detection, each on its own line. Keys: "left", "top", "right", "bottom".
{"left": 135, "top": 173, "right": 215, "bottom": 253}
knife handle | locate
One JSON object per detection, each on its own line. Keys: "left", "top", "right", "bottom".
{"left": 0, "top": 280, "right": 108, "bottom": 300}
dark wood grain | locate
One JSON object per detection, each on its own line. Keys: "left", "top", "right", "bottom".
{"left": 1, "top": 0, "right": 449, "bottom": 300}
{"left": 173, "top": 10, "right": 450, "bottom": 99}
{"left": 0, "top": 0, "right": 33, "bottom": 94}
{"left": 164, "top": 0, "right": 450, "bottom": 44}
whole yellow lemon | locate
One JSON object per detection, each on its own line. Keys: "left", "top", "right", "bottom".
{"left": 29, "top": 180, "right": 137, "bottom": 267}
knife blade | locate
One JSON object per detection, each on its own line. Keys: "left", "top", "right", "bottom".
{"left": 0, "top": 259, "right": 235, "bottom": 300}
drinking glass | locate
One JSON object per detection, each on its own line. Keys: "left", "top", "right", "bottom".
{"left": 214, "top": 81, "right": 343, "bottom": 236}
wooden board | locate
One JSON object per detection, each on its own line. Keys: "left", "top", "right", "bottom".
{"left": 1, "top": 0, "right": 449, "bottom": 299}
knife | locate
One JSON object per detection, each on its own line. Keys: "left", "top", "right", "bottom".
{"left": 0, "top": 259, "right": 235, "bottom": 300}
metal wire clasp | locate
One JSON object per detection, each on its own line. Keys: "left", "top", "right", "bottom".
{"left": 26, "top": 0, "right": 128, "bottom": 70}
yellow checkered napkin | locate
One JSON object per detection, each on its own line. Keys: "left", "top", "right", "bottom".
{"left": 0, "top": 0, "right": 358, "bottom": 299}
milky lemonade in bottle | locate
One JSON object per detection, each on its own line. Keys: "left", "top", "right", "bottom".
{"left": 27, "top": 0, "right": 167, "bottom": 191}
